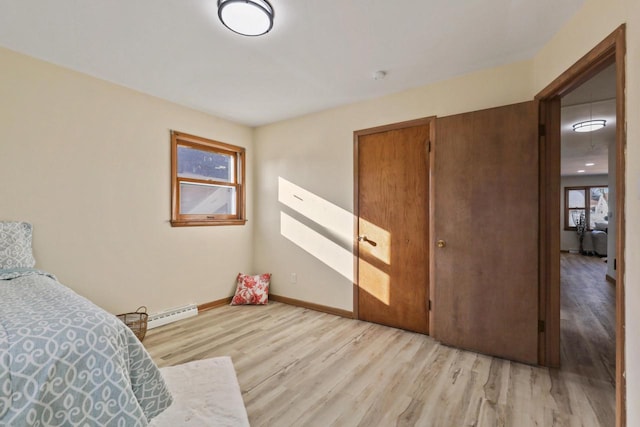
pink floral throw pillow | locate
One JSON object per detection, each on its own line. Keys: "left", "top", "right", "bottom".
{"left": 231, "top": 273, "right": 271, "bottom": 305}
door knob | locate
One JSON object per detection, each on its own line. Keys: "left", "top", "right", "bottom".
{"left": 358, "top": 235, "right": 378, "bottom": 247}
{"left": 437, "top": 240, "right": 446, "bottom": 248}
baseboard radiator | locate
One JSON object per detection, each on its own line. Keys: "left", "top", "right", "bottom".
{"left": 147, "top": 303, "right": 198, "bottom": 329}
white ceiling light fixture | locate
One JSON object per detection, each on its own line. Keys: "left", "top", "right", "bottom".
{"left": 585, "top": 162, "right": 595, "bottom": 166}
{"left": 218, "top": 0, "right": 274, "bottom": 37}
{"left": 577, "top": 169, "right": 586, "bottom": 173}
{"left": 572, "top": 119, "right": 606, "bottom": 132}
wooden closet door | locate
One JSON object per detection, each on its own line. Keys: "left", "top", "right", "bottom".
{"left": 356, "top": 123, "right": 430, "bottom": 334}
{"left": 432, "top": 101, "right": 539, "bottom": 364}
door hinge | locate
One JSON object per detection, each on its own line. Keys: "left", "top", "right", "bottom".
{"left": 427, "top": 140, "right": 431, "bottom": 152}
{"left": 428, "top": 300, "right": 432, "bottom": 311}
{"left": 539, "top": 124, "right": 546, "bottom": 137}
{"left": 614, "top": 258, "right": 617, "bottom": 270}
{"left": 538, "top": 320, "right": 545, "bottom": 333}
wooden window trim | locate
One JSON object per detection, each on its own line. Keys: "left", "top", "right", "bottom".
{"left": 170, "top": 131, "right": 247, "bottom": 227}
{"left": 563, "top": 185, "right": 607, "bottom": 231}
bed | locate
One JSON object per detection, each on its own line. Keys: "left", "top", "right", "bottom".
{"left": 0, "top": 222, "right": 172, "bottom": 426}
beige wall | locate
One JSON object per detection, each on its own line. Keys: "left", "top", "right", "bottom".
{"left": 0, "top": 47, "right": 254, "bottom": 314}
{"left": 253, "top": 59, "right": 533, "bottom": 311}
{"left": 254, "top": 0, "right": 639, "bottom": 421}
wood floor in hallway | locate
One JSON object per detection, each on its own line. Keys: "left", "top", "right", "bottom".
{"left": 144, "top": 253, "right": 615, "bottom": 427}
{"left": 559, "top": 253, "right": 615, "bottom": 425}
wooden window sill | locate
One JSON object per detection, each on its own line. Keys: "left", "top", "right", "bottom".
{"left": 170, "top": 219, "right": 247, "bottom": 227}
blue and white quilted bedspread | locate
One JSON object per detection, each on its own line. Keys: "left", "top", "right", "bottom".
{"left": 0, "top": 269, "right": 172, "bottom": 426}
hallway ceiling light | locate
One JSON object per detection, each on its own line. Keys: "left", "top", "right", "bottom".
{"left": 572, "top": 119, "right": 606, "bottom": 132}
{"left": 218, "top": 0, "right": 274, "bottom": 37}
{"left": 585, "top": 162, "right": 595, "bottom": 166}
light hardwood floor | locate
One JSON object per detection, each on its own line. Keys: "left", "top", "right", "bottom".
{"left": 144, "top": 253, "right": 614, "bottom": 427}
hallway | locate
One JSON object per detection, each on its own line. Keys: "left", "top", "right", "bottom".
{"left": 560, "top": 252, "right": 615, "bottom": 424}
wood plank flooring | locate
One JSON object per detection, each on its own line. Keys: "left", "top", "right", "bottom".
{"left": 144, "top": 253, "right": 614, "bottom": 427}
{"left": 559, "top": 253, "right": 615, "bottom": 425}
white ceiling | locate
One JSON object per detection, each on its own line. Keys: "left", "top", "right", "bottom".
{"left": 0, "top": 0, "right": 585, "bottom": 127}
{"left": 561, "top": 64, "right": 616, "bottom": 176}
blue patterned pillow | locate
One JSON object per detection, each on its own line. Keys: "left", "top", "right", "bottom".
{"left": 0, "top": 222, "right": 36, "bottom": 269}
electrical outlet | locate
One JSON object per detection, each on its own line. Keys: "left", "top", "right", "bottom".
{"left": 290, "top": 273, "right": 297, "bottom": 284}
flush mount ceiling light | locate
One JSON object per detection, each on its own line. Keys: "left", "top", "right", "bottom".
{"left": 572, "top": 119, "right": 606, "bottom": 132}
{"left": 218, "top": 0, "right": 274, "bottom": 37}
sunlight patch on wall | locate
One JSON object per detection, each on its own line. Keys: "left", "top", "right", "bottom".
{"left": 278, "top": 177, "right": 352, "bottom": 243}
{"left": 278, "top": 176, "right": 392, "bottom": 302}
{"left": 280, "top": 212, "right": 353, "bottom": 281}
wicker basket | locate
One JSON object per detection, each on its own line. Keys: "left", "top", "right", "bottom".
{"left": 117, "top": 306, "right": 148, "bottom": 341}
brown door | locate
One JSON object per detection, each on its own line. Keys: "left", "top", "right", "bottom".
{"left": 432, "top": 102, "right": 539, "bottom": 364}
{"left": 356, "top": 121, "right": 430, "bottom": 334}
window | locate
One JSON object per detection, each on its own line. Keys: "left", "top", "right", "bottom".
{"left": 564, "top": 185, "right": 609, "bottom": 231}
{"left": 171, "top": 131, "right": 246, "bottom": 226}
